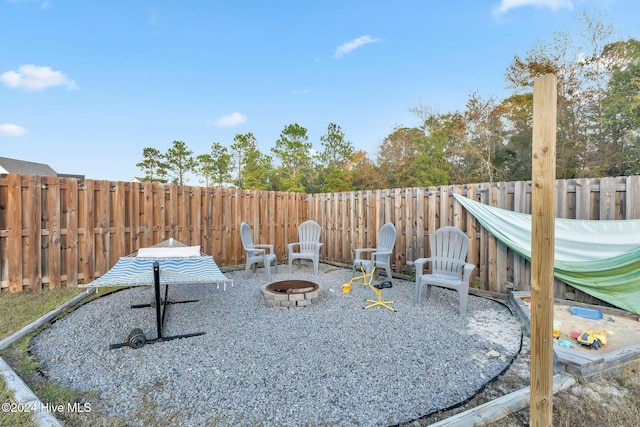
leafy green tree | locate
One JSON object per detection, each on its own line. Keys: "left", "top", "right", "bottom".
{"left": 165, "top": 140, "right": 196, "bottom": 185}
{"left": 409, "top": 105, "right": 454, "bottom": 186}
{"left": 460, "top": 92, "right": 509, "bottom": 183}
{"left": 197, "top": 142, "right": 232, "bottom": 187}
{"left": 376, "top": 126, "right": 427, "bottom": 188}
{"left": 271, "top": 123, "right": 312, "bottom": 192}
{"left": 500, "top": 93, "right": 534, "bottom": 181}
{"left": 351, "top": 150, "right": 385, "bottom": 190}
{"left": 505, "top": 30, "right": 588, "bottom": 178}
{"left": 317, "top": 123, "right": 355, "bottom": 192}
{"left": 242, "top": 146, "right": 273, "bottom": 190}
{"left": 503, "top": 12, "right": 629, "bottom": 179}
{"left": 598, "top": 38, "right": 640, "bottom": 176}
{"left": 136, "top": 147, "right": 169, "bottom": 183}
{"left": 231, "top": 133, "right": 257, "bottom": 188}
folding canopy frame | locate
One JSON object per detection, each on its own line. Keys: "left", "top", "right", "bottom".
{"left": 82, "top": 241, "right": 233, "bottom": 349}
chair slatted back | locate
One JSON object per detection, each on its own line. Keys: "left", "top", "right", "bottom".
{"left": 240, "top": 222, "right": 257, "bottom": 257}
{"left": 376, "top": 223, "right": 396, "bottom": 265}
{"left": 429, "top": 226, "right": 470, "bottom": 277}
{"left": 298, "top": 220, "right": 321, "bottom": 252}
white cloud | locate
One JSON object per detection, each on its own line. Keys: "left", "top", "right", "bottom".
{"left": 209, "top": 112, "right": 247, "bottom": 128}
{"left": 0, "top": 123, "right": 28, "bottom": 137}
{"left": 334, "top": 35, "right": 380, "bottom": 58}
{"left": 493, "top": 0, "right": 573, "bottom": 15}
{"left": 0, "top": 64, "right": 77, "bottom": 91}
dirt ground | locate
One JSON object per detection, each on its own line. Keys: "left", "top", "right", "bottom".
{"left": 521, "top": 298, "right": 640, "bottom": 352}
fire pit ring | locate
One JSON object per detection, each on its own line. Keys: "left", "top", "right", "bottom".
{"left": 261, "top": 279, "right": 321, "bottom": 308}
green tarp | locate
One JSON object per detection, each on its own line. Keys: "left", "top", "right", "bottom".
{"left": 453, "top": 194, "right": 640, "bottom": 315}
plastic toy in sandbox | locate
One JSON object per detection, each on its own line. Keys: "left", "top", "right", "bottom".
{"left": 575, "top": 329, "right": 610, "bottom": 350}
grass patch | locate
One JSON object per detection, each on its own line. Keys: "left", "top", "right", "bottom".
{"left": 0, "top": 288, "right": 84, "bottom": 340}
{"left": 0, "top": 381, "right": 33, "bottom": 427}
{"left": 0, "top": 287, "right": 129, "bottom": 427}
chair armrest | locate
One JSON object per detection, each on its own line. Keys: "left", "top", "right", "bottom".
{"left": 287, "top": 242, "right": 299, "bottom": 251}
{"left": 371, "top": 250, "right": 392, "bottom": 260}
{"left": 254, "top": 244, "right": 274, "bottom": 254}
{"left": 250, "top": 248, "right": 266, "bottom": 255}
{"left": 414, "top": 257, "right": 431, "bottom": 276}
{"left": 462, "top": 263, "right": 476, "bottom": 283}
{"left": 354, "top": 248, "right": 376, "bottom": 259}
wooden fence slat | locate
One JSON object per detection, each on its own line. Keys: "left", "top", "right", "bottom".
{"left": 26, "top": 176, "right": 42, "bottom": 290}
{"left": 627, "top": 176, "right": 640, "bottom": 219}
{"left": 6, "top": 174, "right": 22, "bottom": 292}
{"left": 114, "top": 182, "right": 125, "bottom": 262}
{"left": 575, "top": 178, "right": 590, "bottom": 220}
{"left": 142, "top": 182, "right": 153, "bottom": 248}
{"left": 46, "top": 175, "right": 61, "bottom": 288}
{"left": 66, "top": 179, "right": 79, "bottom": 286}
{"left": 415, "top": 187, "right": 425, "bottom": 261}
{"left": 599, "top": 177, "right": 616, "bottom": 220}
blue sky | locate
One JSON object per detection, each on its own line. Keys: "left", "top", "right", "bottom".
{"left": 1, "top": 0, "right": 639, "bottom": 182}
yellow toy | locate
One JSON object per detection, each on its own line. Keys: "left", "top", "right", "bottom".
{"left": 576, "top": 329, "right": 610, "bottom": 349}
{"left": 364, "top": 280, "right": 396, "bottom": 312}
{"left": 342, "top": 265, "right": 376, "bottom": 292}
{"left": 342, "top": 265, "right": 396, "bottom": 312}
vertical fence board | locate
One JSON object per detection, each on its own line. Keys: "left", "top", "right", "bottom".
{"left": 128, "top": 182, "right": 140, "bottom": 253}
{"left": 192, "top": 186, "right": 202, "bottom": 247}
{"left": 96, "top": 181, "right": 110, "bottom": 277}
{"left": 81, "top": 180, "right": 95, "bottom": 283}
{"left": 114, "top": 182, "right": 125, "bottom": 264}
{"left": 465, "top": 185, "right": 479, "bottom": 286}
{"left": 513, "top": 181, "right": 530, "bottom": 291}
{"left": 65, "top": 179, "right": 79, "bottom": 286}
{"left": 627, "top": 175, "right": 640, "bottom": 219}
{"left": 26, "top": 176, "right": 42, "bottom": 290}
{"left": 487, "top": 186, "right": 499, "bottom": 292}
{"left": 404, "top": 187, "right": 414, "bottom": 272}
{"left": 415, "top": 187, "right": 425, "bottom": 261}
{"left": 6, "top": 174, "right": 22, "bottom": 292}
{"left": 599, "top": 177, "right": 616, "bottom": 220}
{"left": 575, "top": 178, "right": 590, "bottom": 220}
{"left": 45, "top": 176, "right": 61, "bottom": 288}
{"left": 202, "top": 189, "right": 212, "bottom": 256}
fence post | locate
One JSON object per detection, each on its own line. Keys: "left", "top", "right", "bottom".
{"left": 530, "top": 73, "right": 557, "bottom": 427}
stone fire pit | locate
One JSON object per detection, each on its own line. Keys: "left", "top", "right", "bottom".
{"left": 260, "top": 279, "right": 321, "bottom": 308}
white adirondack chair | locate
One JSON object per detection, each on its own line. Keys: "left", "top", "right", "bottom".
{"left": 414, "top": 226, "right": 475, "bottom": 315}
{"left": 240, "top": 222, "right": 277, "bottom": 280}
{"left": 353, "top": 222, "right": 396, "bottom": 280}
{"left": 288, "top": 220, "right": 323, "bottom": 275}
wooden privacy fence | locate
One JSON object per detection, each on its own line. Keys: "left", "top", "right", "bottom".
{"left": 1, "top": 174, "right": 639, "bottom": 301}
{"left": 308, "top": 175, "right": 640, "bottom": 304}
{"left": 0, "top": 174, "right": 307, "bottom": 292}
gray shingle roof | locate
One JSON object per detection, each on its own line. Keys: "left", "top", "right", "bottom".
{"left": 0, "top": 157, "right": 58, "bottom": 176}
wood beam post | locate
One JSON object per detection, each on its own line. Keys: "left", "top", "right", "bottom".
{"left": 530, "top": 73, "right": 557, "bottom": 426}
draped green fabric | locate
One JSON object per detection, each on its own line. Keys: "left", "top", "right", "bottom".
{"left": 453, "top": 194, "right": 640, "bottom": 315}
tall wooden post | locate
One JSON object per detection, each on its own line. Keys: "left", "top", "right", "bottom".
{"left": 530, "top": 73, "right": 557, "bottom": 426}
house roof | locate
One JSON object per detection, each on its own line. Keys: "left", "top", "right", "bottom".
{"left": 0, "top": 157, "right": 58, "bottom": 176}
